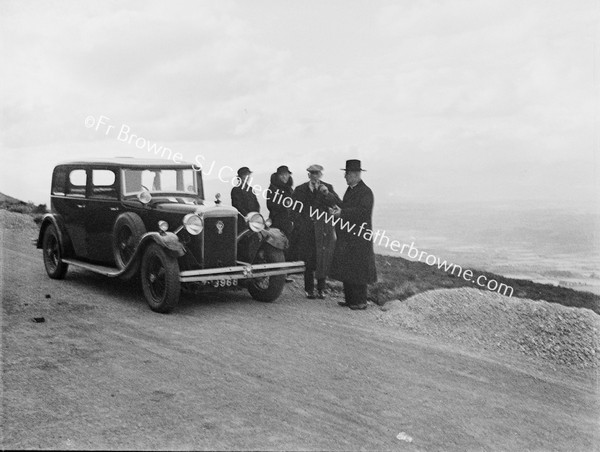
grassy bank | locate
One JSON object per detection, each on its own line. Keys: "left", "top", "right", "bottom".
{"left": 362, "top": 254, "right": 600, "bottom": 315}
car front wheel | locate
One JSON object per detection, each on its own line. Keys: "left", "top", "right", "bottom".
{"left": 140, "top": 243, "right": 180, "bottom": 313}
{"left": 247, "top": 244, "right": 286, "bottom": 302}
{"left": 42, "top": 224, "right": 68, "bottom": 279}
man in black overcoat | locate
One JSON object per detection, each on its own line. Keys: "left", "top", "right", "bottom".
{"left": 266, "top": 165, "right": 294, "bottom": 237}
{"left": 231, "top": 166, "right": 260, "bottom": 231}
{"left": 330, "top": 160, "right": 377, "bottom": 309}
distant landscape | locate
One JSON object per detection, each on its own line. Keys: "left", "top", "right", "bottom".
{"left": 372, "top": 200, "right": 600, "bottom": 296}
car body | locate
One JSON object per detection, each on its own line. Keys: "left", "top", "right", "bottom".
{"left": 36, "top": 158, "right": 304, "bottom": 312}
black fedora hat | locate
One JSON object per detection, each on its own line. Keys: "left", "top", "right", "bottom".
{"left": 341, "top": 159, "right": 366, "bottom": 172}
{"left": 276, "top": 165, "right": 292, "bottom": 175}
{"left": 237, "top": 166, "right": 252, "bottom": 177}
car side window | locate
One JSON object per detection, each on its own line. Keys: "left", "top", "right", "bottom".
{"left": 51, "top": 167, "right": 68, "bottom": 196}
{"left": 67, "top": 169, "right": 87, "bottom": 197}
{"left": 91, "top": 169, "right": 117, "bottom": 199}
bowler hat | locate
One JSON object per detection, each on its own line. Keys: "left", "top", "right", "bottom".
{"left": 237, "top": 166, "right": 252, "bottom": 177}
{"left": 276, "top": 165, "right": 292, "bottom": 175}
{"left": 341, "top": 159, "right": 366, "bottom": 172}
{"left": 306, "top": 164, "right": 324, "bottom": 173}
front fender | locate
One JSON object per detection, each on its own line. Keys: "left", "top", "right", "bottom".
{"left": 259, "top": 228, "right": 289, "bottom": 251}
{"left": 236, "top": 227, "right": 289, "bottom": 263}
{"left": 36, "top": 213, "right": 73, "bottom": 257}
{"left": 140, "top": 232, "right": 186, "bottom": 258}
{"left": 237, "top": 229, "right": 264, "bottom": 263}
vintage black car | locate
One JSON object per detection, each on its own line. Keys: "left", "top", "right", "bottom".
{"left": 36, "top": 158, "right": 304, "bottom": 313}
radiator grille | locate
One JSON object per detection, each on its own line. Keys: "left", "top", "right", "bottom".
{"left": 202, "top": 216, "right": 237, "bottom": 268}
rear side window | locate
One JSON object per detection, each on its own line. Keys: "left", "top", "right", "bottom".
{"left": 67, "top": 169, "right": 87, "bottom": 197}
{"left": 51, "top": 167, "right": 68, "bottom": 195}
{"left": 91, "top": 169, "right": 117, "bottom": 199}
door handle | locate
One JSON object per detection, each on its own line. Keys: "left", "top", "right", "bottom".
{"left": 76, "top": 204, "right": 85, "bottom": 208}
{"left": 110, "top": 207, "right": 119, "bottom": 211}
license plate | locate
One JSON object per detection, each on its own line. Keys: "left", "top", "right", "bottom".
{"left": 203, "top": 279, "right": 238, "bottom": 288}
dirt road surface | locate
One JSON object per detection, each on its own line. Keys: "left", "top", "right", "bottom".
{"left": 2, "top": 227, "right": 598, "bottom": 451}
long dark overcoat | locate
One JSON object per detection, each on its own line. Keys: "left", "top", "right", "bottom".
{"left": 330, "top": 180, "right": 377, "bottom": 284}
{"left": 231, "top": 183, "right": 260, "bottom": 231}
{"left": 291, "top": 181, "right": 341, "bottom": 278}
{"left": 266, "top": 172, "right": 294, "bottom": 237}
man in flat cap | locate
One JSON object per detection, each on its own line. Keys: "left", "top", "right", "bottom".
{"left": 231, "top": 166, "right": 260, "bottom": 231}
{"left": 291, "top": 164, "right": 341, "bottom": 299}
{"left": 330, "top": 160, "right": 377, "bottom": 310}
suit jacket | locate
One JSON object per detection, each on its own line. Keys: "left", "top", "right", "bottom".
{"left": 330, "top": 180, "right": 377, "bottom": 284}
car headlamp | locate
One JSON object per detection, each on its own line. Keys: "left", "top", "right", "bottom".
{"left": 158, "top": 220, "right": 169, "bottom": 232}
{"left": 183, "top": 214, "right": 204, "bottom": 235}
{"left": 246, "top": 212, "right": 266, "bottom": 232}
{"left": 138, "top": 191, "right": 152, "bottom": 204}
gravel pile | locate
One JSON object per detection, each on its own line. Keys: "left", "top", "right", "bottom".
{"left": 378, "top": 287, "right": 600, "bottom": 369}
{"left": 0, "top": 210, "right": 39, "bottom": 231}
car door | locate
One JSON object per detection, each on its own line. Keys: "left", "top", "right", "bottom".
{"left": 85, "top": 167, "right": 121, "bottom": 264}
{"left": 59, "top": 167, "right": 89, "bottom": 258}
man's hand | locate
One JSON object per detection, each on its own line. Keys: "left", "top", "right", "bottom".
{"left": 331, "top": 205, "right": 342, "bottom": 218}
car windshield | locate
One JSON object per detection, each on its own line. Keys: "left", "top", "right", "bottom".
{"left": 122, "top": 168, "right": 198, "bottom": 196}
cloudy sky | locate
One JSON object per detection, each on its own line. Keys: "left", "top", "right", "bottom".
{"left": 1, "top": 0, "right": 597, "bottom": 209}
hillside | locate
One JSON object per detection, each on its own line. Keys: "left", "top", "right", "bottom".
{"left": 0, "top": 192, "right": 47, "bottom": 217}
{"left": 0, "top": 192, "right": 26, "bottom": 204}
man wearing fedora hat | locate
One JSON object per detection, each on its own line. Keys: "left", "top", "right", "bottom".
{"left": 266, "top": 165, "right": 294, "bottom": 237}
{"left": 330, "top": 159, "right": 377, "bottom": 310}
{"left": 231, "top": 166, "right": 260, "bottom": 231}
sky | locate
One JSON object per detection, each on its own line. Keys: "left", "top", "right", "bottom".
{"left": 0, "top": 0, "right": 598, "bottom": 210}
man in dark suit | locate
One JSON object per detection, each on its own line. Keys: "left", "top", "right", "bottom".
{"left": 330, "top": 160, "right": 377, "bottom": 310}
{"left": 231, "top": 166, "right": 260, "bottom": 231}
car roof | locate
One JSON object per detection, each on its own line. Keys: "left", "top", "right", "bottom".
{"left": 56, "top": 158, "right": 196, "bottom": 169}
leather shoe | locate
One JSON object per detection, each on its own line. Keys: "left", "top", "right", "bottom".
{"left": 306, "top": 291, "right": 317, "bottom": 299}
{"left": 337, "top": 301, "right": 349, "bottom": 307}
{"left": 317, "top": 290, "right": 326, "bottom": 299}
{"left": 349, "top": 304, "right": 367, "bottom": 310}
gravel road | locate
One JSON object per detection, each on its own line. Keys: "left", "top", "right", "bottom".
{"left": 2, "top": 225, "right": 598, "bottom": 450}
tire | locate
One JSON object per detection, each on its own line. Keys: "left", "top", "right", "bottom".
{"left": 247, "top": 244, "right": 286, "bottom": 302}
{"left": 140, "top": 243, "right": 180, "bottom": 313}
{"left": 42, "top": 224, "right": 68, "bottom": 279}
{"left": 113, "top": 212, "right": 146, "bottom": 279}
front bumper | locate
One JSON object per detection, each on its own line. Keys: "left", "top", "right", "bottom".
{"left": 179, "top": 260, "right": 305, "bottom": 283}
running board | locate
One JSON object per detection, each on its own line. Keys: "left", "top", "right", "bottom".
{"left": 62, "top": 259, "right": 124, "bottom": 277}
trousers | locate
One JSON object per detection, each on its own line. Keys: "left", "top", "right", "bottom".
{"left": 305, "top": 271, "right": 326, "bottom": 293}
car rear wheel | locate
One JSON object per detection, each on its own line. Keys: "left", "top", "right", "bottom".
{"left": 248, "top": 244, "right": 286, "bottom": 302}
{"left": 113, "top": 212, "right": 146, "bottom": 279}
{"left": 140, "top": 243, "right": 180, "bottom": 313}
{"left": 42, "top": 224, "right": 68, "bottom": 279}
